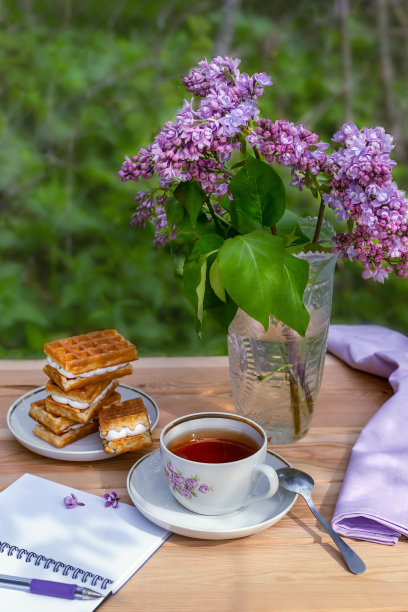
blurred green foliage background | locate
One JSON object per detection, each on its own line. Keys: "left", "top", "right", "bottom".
{"left": 1, "top": 0, "right": 408, "bottom": 357}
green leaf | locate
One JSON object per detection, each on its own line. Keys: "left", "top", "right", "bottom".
{"left": 191, "top": 234, "right": 224, "bottom": 256}
{"left": 183, "top": 234, "right": 224, "bottom": 334}
{"left": 196, "top": 258, "right": 207, "bottom": 332}
{"left": 177, "top": 212, "right": 214, "bottom": 239}
{"left": 174, "top": 181, "right": 206, "bottom": 227}
{"left": 297, "top": 217, "right": 335, "bottom": 248}
{"left": 270, "top": 253, "right": 310, "bottom": 336}
{"left": 229, "top": 205, "right": 261, "bottom": 234}
{"left": 276, "top": 209, "right": 299, "bottom": 235}
{"left": 165, "top": 196, "right": 185, "bottom": 228}
{"left": 218, "top": 194, "right": 231, "bottom": 212}
{"left": 209, "top": 258, "right": 226, "bottom": 302}
{"left": 289, "top": 242, "right": 333, "bottom": 254}
{"left": 206, "top": 297, "right": 238, "bottom": 332}
{"left": 229, "top": 156, "right": 286, "bottom": 228}
{"left": 183, "top": 255, "right": 207, "bottom": 335}
{"left": 230, "top": 159, "right": 246, "bottom": 170}
{"left": 218, "top": 230, "right": 285, "bottom": 330}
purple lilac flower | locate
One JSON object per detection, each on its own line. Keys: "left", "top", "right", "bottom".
{"left": 63, "top": 493, "right": 85, "bottom": 509}
{"left": 323, "top": 123, "right": 408, "bottom": 281}
{"left": 152, "top": 206, "right": 177, "bottom": 248}
{"left": 118, "top": 146, "right": 155, "bottom": 183}
{"left": 121, "top": 56, "right": 273, "bottom": 246}
{"left": 183, "top": 56, "right": 242, "bottom": 97}
{"left": 104, "top": 491, "right": 120, "bottom": 508}
{"left": 130, "top": 192, "right": 155, "bottom": 228}
{"left": 183, "top": 56, "right": 272, "bottom": 101}
{"left": 250, "top": 119, "right": 329, "bottom": 189}
{"left": 119, "top": 56, "right": 273, "bottom": 207}
{"left": 129, "top": 189, "right": 178, "bottom": 248}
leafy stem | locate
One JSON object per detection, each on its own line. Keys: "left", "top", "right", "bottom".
{"left": 312, "top": 196, "right": 326, "bottom": 244}
{"left": 204, "top": 197, "right": 231, "bottom": 237}
{"left": 205, "top": 197, "right": 224, "bottom": 235}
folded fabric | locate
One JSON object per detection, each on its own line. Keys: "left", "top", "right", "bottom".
{"left": 327, "top": 324, "right": 408, "bottom": 545}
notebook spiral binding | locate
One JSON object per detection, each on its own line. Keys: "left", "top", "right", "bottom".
{"left": 0, "top": 540, "right": 113, "bottom": 590}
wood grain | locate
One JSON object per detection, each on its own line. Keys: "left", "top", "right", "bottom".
{"left": 0, "top": 354, "right": 407, "bottom": 612}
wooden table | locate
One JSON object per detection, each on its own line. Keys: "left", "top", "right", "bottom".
{"left": 1, "top": 355, "right": 407, "bottom": 612}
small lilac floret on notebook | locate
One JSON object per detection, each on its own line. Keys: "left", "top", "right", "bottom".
{"left": 63, "top": 493, "right": 85, "bottom": 508}
{"left": 104, "top": 491, "right": 120, "bottom": 508}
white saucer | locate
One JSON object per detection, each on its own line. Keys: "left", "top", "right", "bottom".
{"left": 7, "top": 384, "right": 159, "bottom": 462}
{"left": 127, "top": 449, "right": 297, "bottom": 539}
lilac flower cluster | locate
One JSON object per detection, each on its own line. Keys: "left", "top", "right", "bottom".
{"left": 183, "top": 55, "right": 272, "bottom": 104}
{"left": 119, "top": 56, "right": 273, "bottom": 243}
{"left": 118, "top": 145, "right": 155, "bottom": 183}
{"left": 153, "top": 205, "right": 178, "bottom": 247}
{"left": 130, "top": 190, "right": 177, "bottom": 247}
{"left": 249, "top": 119, "right": 329, "bottom": 189}
{"left": 323, "top": 123, "right": 408, "bottom": 281}
{"left": 183, "top": 56, "right": 242, "bottom": 97}
{"left": 130, "top": 192, "right": 155, "bottom": 228}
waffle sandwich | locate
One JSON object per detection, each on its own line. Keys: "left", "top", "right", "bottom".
{"left": 43, "top": 329, "right": 137, "bottom": 391}
{"left": 30, "top": 399, "right": 99, "bottom": 447}
{"left": 29, "top": 399, "right": 77, "bottom": 435}
{"left": 44, "top": 379, "right": 120, "bottom": 424}
{"left": 32, "top": 419, "right": 99, "bottom": 448}
{"left": 98, "top": 397, "right": 152, "bottom": 455}
{"left": 29, "top": 391, "right": 122, "bottom": 446}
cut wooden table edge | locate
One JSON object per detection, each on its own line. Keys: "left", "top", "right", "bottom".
{"left": 0, "top": 356, "right": 230, "bottom": 370}
{"left": 303, "top": 427, "right": 363, "bottom": 434}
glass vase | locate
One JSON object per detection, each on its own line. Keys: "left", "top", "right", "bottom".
{"left": 227, "top": 251, "right": 338, "bottom": 444}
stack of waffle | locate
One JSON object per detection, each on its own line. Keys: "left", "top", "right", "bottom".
{"left": 99, "top": 397, "right": 152, "bottom": 455}
{"left": 30, "top": 329, "right": 138, "bottom": 448}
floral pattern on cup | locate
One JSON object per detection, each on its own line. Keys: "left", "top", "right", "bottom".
{"left": 164, "top": 461, "right": 213, "bottom": 499}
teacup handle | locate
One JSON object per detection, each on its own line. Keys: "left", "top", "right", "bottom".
{"left": 245, "top": 464, "right": 279, "bottom": 506}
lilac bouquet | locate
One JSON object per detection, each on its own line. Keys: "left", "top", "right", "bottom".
{"left": 118, "top": 56, "right": 408, "bottom": 336}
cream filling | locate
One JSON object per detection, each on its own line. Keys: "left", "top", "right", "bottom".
{"left": 46, "top": 357, "right": 129, "bottom": 379}
{"left": 63, "top": 420, "right": 96, "bottom": 434}
{"left": 51, "top": 395, "right": 89, "bottom": 410}
{"left": 63, "top": 423, "right": 85, "bottom": 433}
{"left": 51, "top": 382, "right": 114, "bottom": 410}
{"left": 100, "top": 423, "right": 147, "bottom": 442}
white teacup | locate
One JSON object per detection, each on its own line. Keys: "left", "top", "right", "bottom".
{"left": 160, "top": 412, "right": 279, "bottom": 515}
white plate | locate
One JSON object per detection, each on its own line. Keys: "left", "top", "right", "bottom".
{"left": 127, "top": 449, "right": 297, "bottom": 539}
{"left": 7, "top": 385, "right": 159, "bottom": 462}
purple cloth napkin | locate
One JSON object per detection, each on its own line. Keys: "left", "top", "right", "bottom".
{"left": 327, "top": 324, "right": 408, "bottom": 545}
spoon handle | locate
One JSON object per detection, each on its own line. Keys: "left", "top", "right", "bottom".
{"left": 303, "top": 495, "right": 366, "bottom": 575}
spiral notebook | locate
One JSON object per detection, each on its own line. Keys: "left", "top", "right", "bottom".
{"left": 0, "top": 473, "right": 170, "bottom": 611}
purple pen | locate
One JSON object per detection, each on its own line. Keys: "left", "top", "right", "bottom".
{"left": 0, "top": 573, "right": 102, "bottom": 600}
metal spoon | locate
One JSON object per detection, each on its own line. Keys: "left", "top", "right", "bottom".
{"left": 277, "top": 467, "right": 366, "bottom": 575}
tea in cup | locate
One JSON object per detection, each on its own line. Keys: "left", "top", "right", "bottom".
{"left": 160, "top": 412, "right": 279, "bottom": 515}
